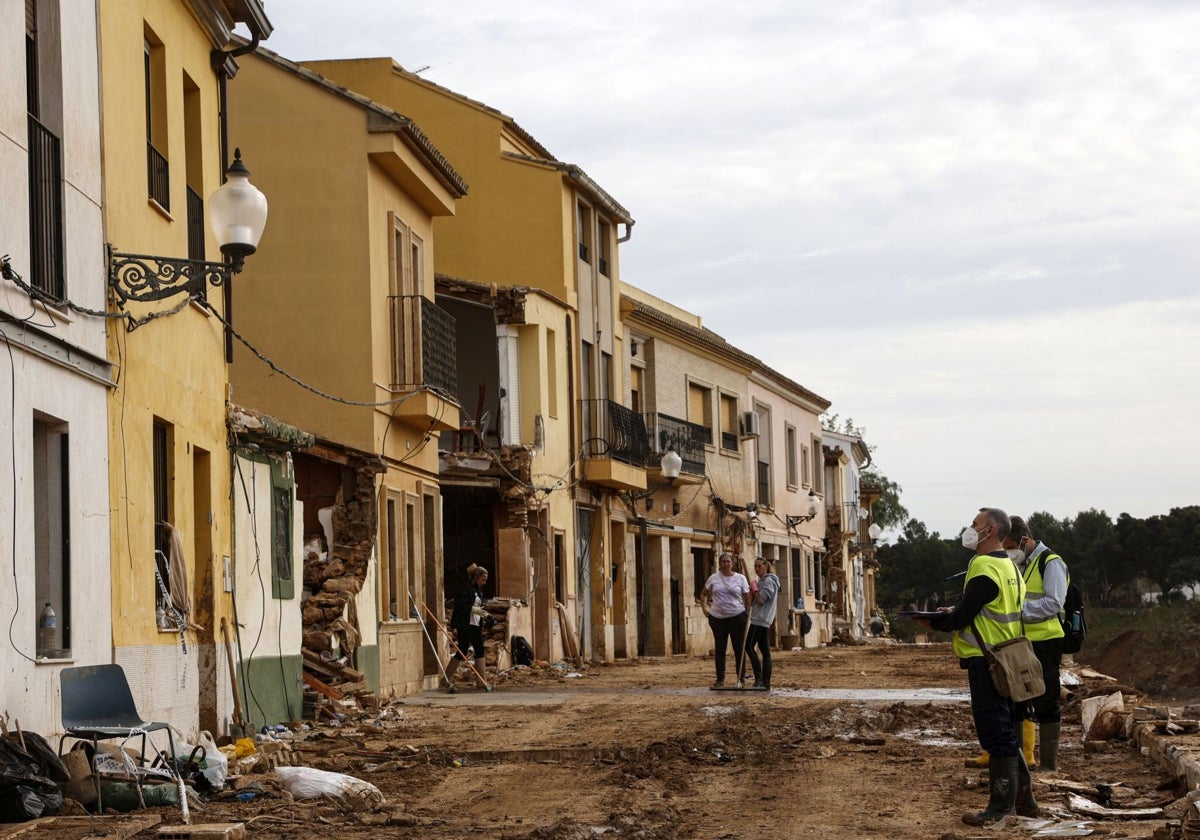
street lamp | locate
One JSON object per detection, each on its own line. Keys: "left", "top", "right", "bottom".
{"left": 660, "top": 446, "right": 682, "bottom": 484}
{"left": 108, "top": 149, "right": 268, "bottom": 305}
{"left": 868, "top": 523, "right": 883, "bottom": 541}
{"left": 786, "top": 490, "right": 821, "bottom": 528}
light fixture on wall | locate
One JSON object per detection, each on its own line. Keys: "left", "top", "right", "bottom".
{"left": 108, "top": 149, "right": 268, "bottom": 306}
{"left": 868, "top": 523, "right": 883, "bottom": 541}
{"left": 786, "top": 490, "right": 821, "bottom": 528}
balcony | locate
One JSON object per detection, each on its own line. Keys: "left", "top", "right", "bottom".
{"left": 27, "top": 115, "right": 64, "bottom": 300}
{"left": 579, "top": 398, "right": 649, "bottom": 491}
{"left": 186, "top": 186, "right": 205, "bottom": 261}
{"left": 389, "top": 294, "right": 460, "bottom": 432}
{"left": 147, "top": 141, "right": 169, "bottom": 210}
{"left": 644, "top": 413, "right": 706, "bottom": 485}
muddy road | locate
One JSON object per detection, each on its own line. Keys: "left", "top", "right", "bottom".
{"left": 163, "top": 641, "right": 1192, "bottom": 840}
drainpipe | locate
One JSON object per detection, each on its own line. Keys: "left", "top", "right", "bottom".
{"left": 617, "top": 221, "right": 634, "bottom": 243}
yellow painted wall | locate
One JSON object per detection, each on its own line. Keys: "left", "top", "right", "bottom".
{"left": 300, "top": 59, "right": 574, "bottom": 303}
{"left": 101, "top": 0, "right": 234, "bottom": 656}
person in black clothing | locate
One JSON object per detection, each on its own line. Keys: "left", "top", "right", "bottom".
{"left": 915, "top": 507, "right": 1038, "bottom": 825}
{"left": 442, "top": 564, "right": 490, "bottom": 691}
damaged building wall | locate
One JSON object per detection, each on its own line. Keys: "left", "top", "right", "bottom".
{"left": 296, "top": 452, "right": 382, "bottom": 692}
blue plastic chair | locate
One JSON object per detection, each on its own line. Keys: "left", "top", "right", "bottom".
{"left": 57, "top": 664, "right": 178, "bottom": 810}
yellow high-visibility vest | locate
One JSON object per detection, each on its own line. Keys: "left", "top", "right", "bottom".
{"left": 952, "top": 552, "right": 1025, "bottom": 659}
{"left": 1023, "top": 551, "right": 1067, "bottom": 642}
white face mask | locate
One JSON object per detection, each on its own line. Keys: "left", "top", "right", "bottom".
{"left": 1007, "top": 549, "right": 1026, "bottom": 565}
{"left": 961, "top": 527, "right": 979, "bottom": 550}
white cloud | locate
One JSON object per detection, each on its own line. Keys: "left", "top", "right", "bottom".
{"left": 261, "top": 0, "right": 1200, "bottom": 534}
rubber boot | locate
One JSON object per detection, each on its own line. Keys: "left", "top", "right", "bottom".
{"left": 1016, "top": 752, "right": 1039, "bottom": 817}
{"left": 441, "top": 659, "right": 458, "bottom": 693}
{"left": 1039, "top": 722, "right": 1061, "bottom": 772}
{"left": 962, "top": 755, "right": 1018, "bottom": 826}
{"left": 1022, "top": 719, "right": 1037, "bottom": 768}
{"left": 474, "top": 657, "right": 489, "bottom": 689}
{"left": 965, "top": 749, "right": 990, "bottom": 768}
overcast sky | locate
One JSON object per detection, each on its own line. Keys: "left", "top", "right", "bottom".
{"left": 260, "top": 1, "right": 1199, "bottom": 539}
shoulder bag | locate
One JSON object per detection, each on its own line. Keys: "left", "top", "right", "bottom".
{"left": 970, "top": 618, "right": 1045, "bottom": 703}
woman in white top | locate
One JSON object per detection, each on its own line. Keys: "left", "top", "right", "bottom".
{"left": 700, "top": 552, "right": 752, "bottom": 687}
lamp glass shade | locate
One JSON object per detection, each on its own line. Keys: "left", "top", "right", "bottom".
{"left": 868, "top": 523, "right": 883, "bottom": 540}
{"left": 209, "top": 160, "right": 268, "bottom": 254}
{"left": 806, "top": 494, "right": 820, "bottom": 516}
{"left": 660, "top": 448, "right": 683, "bottom": 479}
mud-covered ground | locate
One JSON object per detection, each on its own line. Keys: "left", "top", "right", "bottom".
{"left": 51, "top": 641, "right": 1194, "bottom": 840}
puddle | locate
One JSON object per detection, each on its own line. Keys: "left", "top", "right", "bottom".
{"left": 700, "top": 705, "right": 741, "bottom": 717}
{"left": 771, "top": 687, "right": 969, "bottom": 702}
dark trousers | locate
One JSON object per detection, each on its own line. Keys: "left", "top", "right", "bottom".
{"left": 746, "top": 624, "right": 772, "bottom": 686}
{"left": 1024, "top": 637, "right": 1063, "bottom": 724}
{"left": 708, "top": 611, "right": 748, "bottom": 682}
{"left": 965, "top": 656, "right": 1019, "bottom": 757}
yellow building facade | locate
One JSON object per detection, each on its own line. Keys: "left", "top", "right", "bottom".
{"left": 100, "top": 0, "right": 272, "bottom": 735}
{"left": 225, "top": 48, "right": 466, "bottom": 698}
{"left": 304, "top": 58, "right": 641, "bottom": 664}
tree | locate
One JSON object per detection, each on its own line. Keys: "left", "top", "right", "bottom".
{"left": 876, "top": 519, "right": 964, "bottom": 610}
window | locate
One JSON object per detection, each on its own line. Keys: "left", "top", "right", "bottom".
{"left": 26, "top": 0, "right": 64, "bottom": 300}
{"left": 597, "top": 219, "right": 611, "bottom": 276}
{"left": 546, "top": 328, "right": 558, "bottom": 418}
{"left": 183, "top": 72, "right": 203, "bottom": 260}
{"left": 629, "top": 365, "right": 644, "bottom": 414}
{"left": 809, "top": 550, "right": 823, "bottom": 601}
{"left": 811, "top": 436, "right": 823, "bottom": 494}
{"left": 388, "top": 215, "right": 421, "bottom": 387}
{"left": 144, "top": 27, "right": 168, "bottom": 209}
{"left": 152, "top": 420, "right": 173, "bottom": 615}
{"left": 785, "top": 424, "right": 798, "bottom": 487}
{"left": 270, "top": 458, "right": 294, "bottom": 599}
{"left": 789, "top": 547, "right": 803, "bottom": 610}
{"left": 384, "top": 493, "right": 403, "bottom": 620}
{"left": 687, "top": 382, "right": 713, "bottom": 445}
{"left": 801, "top": 443, "right": 811, "bottom": 487}
{"left": 405, "top": 500, "right": 418, "bottom": 619}
{"left": 719, "top": 394, "right": 738, "bottom": 451}
{"left": 577, "top": 203, "right": 591, "bottom": 262}
{"left": 553, "top": 531, "right": 566, "bottom": 605}
{"left": 33, "top": 414, "right": 70, "bottom": 657}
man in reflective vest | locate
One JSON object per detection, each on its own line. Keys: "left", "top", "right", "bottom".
{"left": 916, "top": 507, "right": 1036, "bottom": 825}
{"left": 1005, "top": 515, "right": 1068, "bottom": 772}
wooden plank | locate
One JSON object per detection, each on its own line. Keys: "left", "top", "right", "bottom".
{"left": 300, "top": 648, "right": 365, "bottom": 681}
{"left": 0, "top": 815, "right": 160, "bottom": 840}
{"left": 302, "top": 671, "right": 344, "bottom": 700}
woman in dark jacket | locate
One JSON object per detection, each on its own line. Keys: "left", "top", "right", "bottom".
{"left": 442, "top": 564, "right": 490, "bottom": 691}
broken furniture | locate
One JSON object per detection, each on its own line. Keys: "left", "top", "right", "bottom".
{"left": 57, "top": 664, "right": 179, "bottom": 811}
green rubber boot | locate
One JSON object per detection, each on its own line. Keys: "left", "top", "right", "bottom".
{"left": 1039, "top": 722, "right": 1061, "bottom": 772}
{"left": 962, "top": 755, "right": 1018, "bottom": 826}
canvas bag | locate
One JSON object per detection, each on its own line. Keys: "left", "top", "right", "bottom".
{"left": 972, "top": 620, "right": 1045, "bottom": 702}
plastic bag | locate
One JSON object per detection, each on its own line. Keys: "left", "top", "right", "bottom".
{"left": 274, "top": 766, "right": 384, "bottom": 811}
{"left": 197, "top": 732, "right": 227, "bottom": 790}
{"left": 0, "top": 736, "right": 62, "bottom": 822}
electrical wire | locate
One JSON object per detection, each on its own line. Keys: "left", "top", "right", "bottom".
{"left": 1, "top": 325, "right": 37, "bottom": 664}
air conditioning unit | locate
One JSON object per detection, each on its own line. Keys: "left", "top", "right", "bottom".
{"left": 739, "top": 410, "right": 760, "bottom": 439}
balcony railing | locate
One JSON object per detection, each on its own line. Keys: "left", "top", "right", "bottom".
{"left": 580, "top": 399, "right": 650, "bottom": 466}
{"left": 721, "top": 430, "right": 739, "bottom": 452}
{"left": 27, "top": 115, "right": 64, "bottom": 300}
{"left": 389, "top": 294, "right": 457, "bottom": 397}
{"left": 147, "top": 141, "right": 169, "bottom": 210}
{"left": 644, "top": 412, "right": 707, "bottom": 477}
{"left": 186, "top": 186, "right": 205, "bottom": 261}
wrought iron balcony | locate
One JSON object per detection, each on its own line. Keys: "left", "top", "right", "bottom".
{"left": 186, "top": 186, "right": 205, "bottom": 261}
{"left": 644, "top": 413, "right": 707, "bottom": 478}
{"left": 27, "top": 114, "right": 64, "bottom": 300}
{"left": 389, "top": 294, "right": 458, "bottom": 398}
{"left": 147, "top": 141, "right": 169, "bottom": 210}
{"left": 580, "top": 399, "right": 650, "bottom": 466}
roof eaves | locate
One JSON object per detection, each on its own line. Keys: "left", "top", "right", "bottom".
{"left": 244, "top": 43, "right": 469, "bottom": 197}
